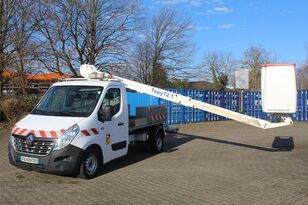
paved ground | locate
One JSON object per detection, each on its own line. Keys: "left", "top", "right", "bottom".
{"left": 0, "top": 121, "right": 307, "bottom": 205}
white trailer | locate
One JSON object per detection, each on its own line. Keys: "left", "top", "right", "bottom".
{"left": 8, "top": 64, "right": 297, "bottom": 179}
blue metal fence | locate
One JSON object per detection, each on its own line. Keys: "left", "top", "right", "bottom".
{"left": 127, "top": 92, "right": 159, "bottom": 115}
{"left": 127, "top": 89, "right": 308, "bottom": 124}
{"left": 243, "top": 91, "right": 270, "bottom": 120}
{"left": 303, "top": 90, "right": 308, "bottom": 121}
{"left": 291, "top": 90, "right": 305, "bottom": 121}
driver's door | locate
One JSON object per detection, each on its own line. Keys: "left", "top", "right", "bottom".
{"left": 97, "top": 87, "right": 127, "bottom": 162}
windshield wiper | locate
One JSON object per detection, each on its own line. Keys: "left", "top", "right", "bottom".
{"left": 31, "top": 109, "right": 44, "bottom": 115}
{"left": 32, "top": 109, "right": 85, "bottom": 117}
{"left": 58, "top": 111, "right": 80, "bottom": 117}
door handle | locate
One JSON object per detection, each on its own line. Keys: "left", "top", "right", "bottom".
{"left": 118, "top": 122, "right": 124, "bottom": 126}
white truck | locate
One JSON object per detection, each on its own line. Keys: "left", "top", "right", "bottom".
{"left": 8, "top": 64, "right": 297, "bottom": 179}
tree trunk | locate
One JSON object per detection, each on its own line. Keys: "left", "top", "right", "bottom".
{"left": 0, "top": 78, "right": 4, "bottom": 98}
{"left": 20, "top": 73, "right": 27, "bottom": 95}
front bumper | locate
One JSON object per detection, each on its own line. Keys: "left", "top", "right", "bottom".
{"left": 8, "top": 143, "right": 84, "bottom": 176}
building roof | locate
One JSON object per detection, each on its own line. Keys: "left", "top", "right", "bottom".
{"left": 2, "top": 69, "right": 71, "bottom": 81}
{"left": 28, "top": 73, "right": 71, "bottom": 81}
{"left": 2, "top": 69, "right": 15, "bottom": 78}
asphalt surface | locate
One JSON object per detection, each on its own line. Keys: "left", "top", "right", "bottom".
{"left": 0, "top": 121, "right": 307, "bottom": 205}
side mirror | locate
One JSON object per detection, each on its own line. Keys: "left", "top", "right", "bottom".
{"left": 98, "top": 105, "right": 113, "bottom": 122}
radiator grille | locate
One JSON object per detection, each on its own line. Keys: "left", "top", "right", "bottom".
{"left": 12, "top": 135, "right": 54, "bottom": 156}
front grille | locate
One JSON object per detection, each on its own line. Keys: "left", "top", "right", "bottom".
{"left": 12, "top": 135, "right": 54, "bottom": 156}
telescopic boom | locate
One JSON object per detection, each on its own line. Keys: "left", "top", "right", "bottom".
{"left": 79, "top": 64, "right": 295, "bottom": 129}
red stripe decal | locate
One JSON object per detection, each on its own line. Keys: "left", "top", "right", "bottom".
{"left": 81, "top": 130, "right": 91, "bottom": 136}
{"left": 18, "top": 129, "right": 28, "bottom": 135}
{"left": 50, "top": 131, "right": 57, "bottom": 138}
{"left": 29, "top": 130, "right": 35, "bottom": 136}
{"left": 91, "top": 128, "right": 98, "bottom": 135}
{"left": 39, "top": 131, "right": 47, "bottom": 138}
{"left": 12, "top": 128, "right": 19, "bottom": 134}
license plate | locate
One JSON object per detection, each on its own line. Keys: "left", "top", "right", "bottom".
{"left": 20, "top": 156, "right": 39, "bottom": 164}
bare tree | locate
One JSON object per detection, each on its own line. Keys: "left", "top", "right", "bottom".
{"left": 296, "top": 65, "right": 308, "bottom": 90}
{"left": 0, "top": 0, "right": 19, "bottom": 97}
{"left": 201, "top": 51, "right": 236, "bottom": 90}
{"left": 38, "top": 0, "right": 140, "bottom": 76}
{"left": 242, "top": 45, "right": 270, "bottom": 91}
{"left": 0, "top": 0, "right": 40, "bottom": 97}
{"left": 297, "top": 44, "right": 308, "bottom": 89}
{"left": 11, "top": 1, "right": 40, "bottom": 95}
{"left": 132, "top": 8, "right": 193, "bottom": 86}
{"left": 132, "top": 41, "right": 152, "bottom": 83}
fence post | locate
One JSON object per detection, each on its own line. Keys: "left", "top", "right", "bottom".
{"left": 240, "top": 90, "right": 244, "bottom": 113}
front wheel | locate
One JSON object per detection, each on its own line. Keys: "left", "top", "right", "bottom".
{"left": 78, "top": 149, "right": 101, "bottom": 179}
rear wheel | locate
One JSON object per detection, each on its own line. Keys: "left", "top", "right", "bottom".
{"left": 79, "top": 148, "right": 102, "bottom": 179}
{"left": 150, "top": 127, "right": 165, "bottom": 153}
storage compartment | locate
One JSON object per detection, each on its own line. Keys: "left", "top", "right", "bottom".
{"left": 261, "top": 64, "right": 297, "bottom": 113}
{"left": 136, "top": 106, "right": 166, "bottom": 123}
{"left": 129, "top": 116, "right": 148, "bottom": 127}
{"left": 129, "top": 106, "right": 166, "bottom": 128}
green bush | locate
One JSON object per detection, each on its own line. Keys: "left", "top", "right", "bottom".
{"left": 0, "top": 96, "right": 40, "bottom": 126}
{"left": 18, "top": 95, "right": 40, "bottom": 112}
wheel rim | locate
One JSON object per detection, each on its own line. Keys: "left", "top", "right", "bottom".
{"left": 84, "top": 154, "right": 98, "bottom": 175}
{"left": 156, "top": 137, "right": 162, "bottom": 150}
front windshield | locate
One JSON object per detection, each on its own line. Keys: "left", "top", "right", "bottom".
{"left": 32, "top": 86, "right": 104, "bottom": 117}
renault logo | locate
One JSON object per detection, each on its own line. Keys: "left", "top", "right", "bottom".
{"left": 26, "top": 134, "right": 35, "bottom": 147}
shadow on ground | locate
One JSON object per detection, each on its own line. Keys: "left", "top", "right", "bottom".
{"left": 178, "top": 133, "right": 294, "bottom": 152}
{"left": 99, "top": 132, "right": 294, "bottom": 176}
{"left": 100, "top": 132, "right": 190, "bottom": 175}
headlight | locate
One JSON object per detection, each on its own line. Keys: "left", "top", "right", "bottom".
{"left": 53, "top": 124, "right": 79, "bottom": 151}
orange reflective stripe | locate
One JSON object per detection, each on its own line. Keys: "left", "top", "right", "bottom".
{"left": 91, "top": 128, "right": 98, "bottom": 135}
{"left": 18, "top": 129, "right": 28, "bottom": 135}
{"left": 50, "top": 131, "right": 57, "bottom": 138}
{"left": 39, "top": 131, "right": 47, "bottom": 138}
{"left": 81, "top": 130, "right": 91, "bottom": 136}
{"left": 12, "top": 128, "right": 19, "bottom": 134}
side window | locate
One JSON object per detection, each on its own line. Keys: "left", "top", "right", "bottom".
{"left": 100, "top": 88, "right": 121, "bottom": 120}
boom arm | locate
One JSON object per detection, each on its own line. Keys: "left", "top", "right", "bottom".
{"left": 115, "top": 76, "right": 293, "bottom": 129}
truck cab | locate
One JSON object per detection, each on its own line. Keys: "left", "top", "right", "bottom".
{"left": 9, "top": 79, "right": 166, "bottom": 179}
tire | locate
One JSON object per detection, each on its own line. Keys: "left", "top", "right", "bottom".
{"left": 78, "top": 148, "right": 102, "bottom": 179}
{"left": 150, "top": 127, "right": 164, "bottom": 153}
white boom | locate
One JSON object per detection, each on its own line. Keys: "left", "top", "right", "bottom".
{"left": 114, "top": 76, "right": 293, "bottom": 129}
{"left": 79, "top": 64, "right": 294, "bottom": 129}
